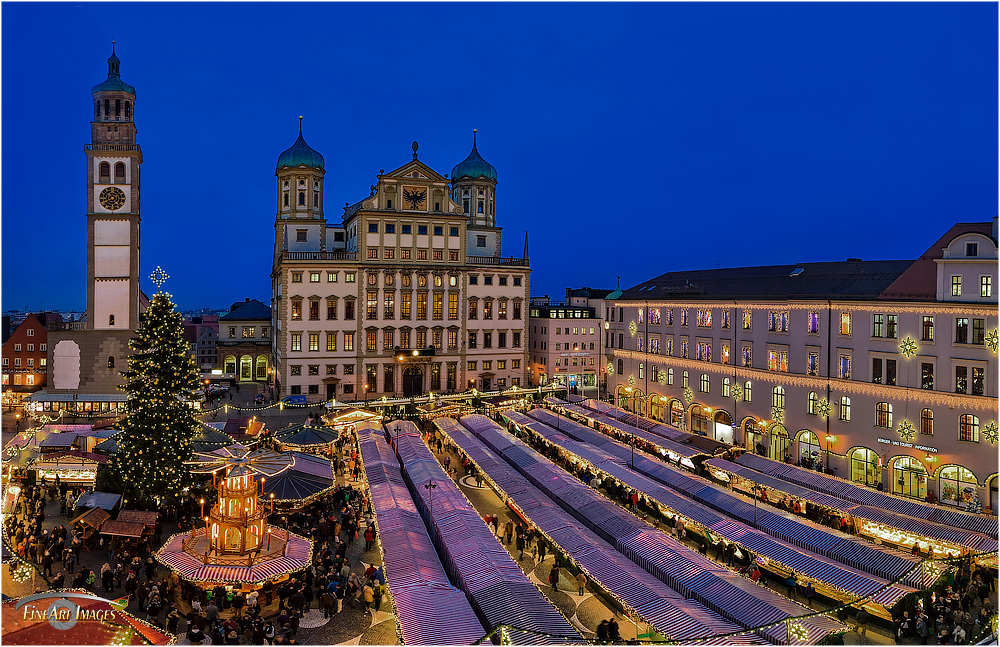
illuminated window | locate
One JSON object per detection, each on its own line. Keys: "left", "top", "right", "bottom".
{"left": 384, "top": 293, "right": 395, "bottom": 319}
{"left": 309, "top": 333, "right": 319, "bottom": 352}
{"left": 873, "top": 314, "right": 884, "bottom": 338}
{"left": 839, "top": 355, "right": 851, "bottom": 379}
{"left": 875, "top": 402, "right": 892, "bottom": 428}
{"left": 921, "top": 316, "right": 934, "bottom": 341}
{"left": 665, "top": 309, "right": 673, "bottom": 325}
{"left": 840, "top": 313, "right": 851, "bottom": 336}
{"left": 242, "top": 327, "right": 255, "bottom": 338}
{"left": 958, "top": 414, "right": 979, "bottom": 442}
{"left": 808, "top": 312, "right": 819, "bottom": 334}
{"left": 344, "top": 333, "right": 354, "bottom": 351}
{"left": 679, "top": 310, "right": 688, "bottom": 326}
{"left": 981, "top": 276, "right": 992, "bottom": 298}
{"left": 291, "top": 333, "right": 301, "bottom": 351}
{"left": 920, "top": 408, "right": 933, "bottom": 436}
{"left": 722, "top": 378, "right": 731, "bottom": 397}
{"left": 772, "top": 386, "right": 785, "bottom": 409}
{"left": 649, "top": 308, "right": 661, "bottom": 325}
{"left": 951, "top": 275, "right": 962, "bottom": 297}
{"left": 721, "top": 310, "right": 730, "bottom": 329}
{"left": 327, "top": 332, "right": 337, "bottom": 352}
{"left": 666, "top": 368, "right": 674, "bottom": 385}
{"left": 742, "top": 346, "right": 752, "bottom": 368}
{"left": 839, "top": 396, "right": 851, "bottom": 421}
{"left": 367, "top": 331, "right": 377, "bottom": 351}
{"left": 309, "top": 271, "right": 319, "bottom": 282}
{"left": 682, "top": 371, "right": 689, "bottom": 388}
{"left": 309, "top": 300, "right": 319, "bottom": 320}
{"left": 768, "top": 311, "right": 788, "bottom": 332}
{"left": 807, "top": 352, "right": 819, "bottom": 376}
{"left": 807, "top": 391, "right": 817, "bottom": 415}
{"left": 744, "top": 381, "right": 752, "bottom": 402}
{"left": 696, "top": 309, "right": 712, "bottom": 328}
{"left": 291, "top": 300, "right": 302, "bottom": 320}
{"left": 699, "top": 373, "right": 709, "bottom": 393}
{"left": 742, "top": 309, "right": 752, "bottom": 331}
{"left": 292, "top": 272, "right": 302, "bottom": 283}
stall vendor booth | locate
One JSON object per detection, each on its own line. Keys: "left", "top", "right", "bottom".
{"left": 69, "top": 507, "right": 111, "bottom": 548}
{"left": 416, "top": 400, "right": 472, "bottom": 421}
{"left": 322, "top": 406, "right": 381, "bottom": 429}
{"left": 272, "top": 422, "right": 338, "bottom": 455}
{"left": 29, "top": 450, "right": 106, "bottom": 486}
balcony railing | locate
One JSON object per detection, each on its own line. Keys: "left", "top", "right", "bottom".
{"left": 85, "top": 144, "right": 141, "bottom": 152}
{"left": 283, "top": 251, "right": 358, "bottom": 261}
{"left": 466, "top": 255, "right": 529, "bottom": 267}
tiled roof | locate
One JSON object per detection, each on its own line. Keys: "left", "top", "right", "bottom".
{"left": 618, "top": 260, "right": 913, "bottom": 302}
{"left": 220, "top": 299, "right": 271, "bottom": 321}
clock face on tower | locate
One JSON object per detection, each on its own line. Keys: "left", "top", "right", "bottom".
{"left": 99, "top": 186, "right": 127, "bottom": 211}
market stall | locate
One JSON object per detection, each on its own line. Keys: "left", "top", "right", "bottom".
{"left": 99, "top": 520, "right": 145, "bottom": 540}
{"left": 271, "top": 422, "right": 338, "bottom": 454}
{"left": 30, "top": 450, "right": 107, "bottom": 485}
{"left": 69, "top": 507, "right": 111, "bottom": 547}
{"left": 74, "top": 492, "right": 122, "bottom": 512}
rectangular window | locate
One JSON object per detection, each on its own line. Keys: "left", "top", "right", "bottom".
{"left": 327, "top": 332, "right": 337, "bottom": 352}
{"left": 291, "top": 333, "right": 301, "bottom": 351}
{"left": 309, "top": 271, "right": 319, "bottom": 282}
{"left": 721, "top": 310, "right": 730, "bottom": 329}
{"left": 433, "top": 293, "right": 443, "bottom": 320}
{"left": 384, "top": 293, "right": 395, "bottom": 319}
{"left": 400, "top": 330, "right": 411, "bottom": 349}
{"left": 433, "top": 226, "right": 443, "bottom": 236}
{"left": 290, "top": 365, "right": 301, "bottom": 376}
{"left": 649, "top": 308, "right": 661, "bottom": 325}
{"left": 344, "top": 364, "right": 354, "bottom": 375}
{"left": 768, "top": 311, "right": 788, "bottom": 332}
{"left": 483, "top": 361, "right": 492, "bottom": 371}
{"left": 385, "top": 223, "right": 395, "bottom": 234}
{"left": 367, "top": 248, "right": 379, "bottom": 259}
{"left": 697, "top": 342, "right": 712, "bottom": 362}
{"left": 742, "top": 346, "right": 752, "bottom": 367}
{"left": 872, "top": 358, "right": 883, "bottom": 384}
{"left": 839, "top": 355, "right": 851, "bottom": 379}
{"left": 292, "top": 272, "right": 302, "bottom": 283}
{"left": 808, "top": 311, "right": 819, "bottom": 334}
{"left": 886, "top": 314, "right": 898, "bottom": 339}
{"left": 417, "top": 293, "right": 428, "bottom": 320}
{"left": 721, "top": 343, "right": 730, "bottom": 364}
{"left": 384, "top": 248, "right": 395, "bottom": 259}
{"left": 383, "top": 330, "right": 394, "bottom": 350}
{"left": 886, "top": 358, "right": 896, "bottom": 386}
{"left": 513, "top": 332, "right": 521, "bottom": 348}
{"left": 513, "top": 302, "right": 521, "bottom": 319}
{"left": 344, "top": 332, "right": 354, "bottom": 351}
{"left": 840, "top": 312, "right": 852, "bottom": 336}
{"left": 449, "top": 293, "right": 459, "bottom": 320}
{"left": 417, "top": 250, "right": 427, "bottom": 260}
{"left": 447, "top": 363, "right": 457, "bottom": 390}
{"left": 955, "top": 366, "right": 968, "bottom": 393}
{"left": 468, "top": 361, "right": 477, "bottom": 371}
{"left": 39, "top": 343, "right": 45, "bottom": 352}
{"left": 697, "top": 309, "right": 713, "bottom": 328}
{"left": 328, "top": 272, "right": 338, "bottom": 282}
{"left": 742, "top": 309, "right": 752, "bottom": 330}
{"left": 484, "top": 275, "right": 493, "bottom": 286}
{"left": 956, "top": 318, "right": 969, "bottom": 344}
{"left": 345, "top": 300, "right": 355, "bottom": 320}
{"left": 416, "top": 331, "right": 426, "bottom": 348}
{"left": 367, "top": 292, "right": 378, "bottom": 319}
{"left": 448, "top": 330, "right": 458, "bottom": 349}
{"left": 367, "top": 365, "right": 377, "bottom": 392}
{"left": 469, "top": 300, "right": 478, "bottom": 320}
{"left": 366, "top": 331, "right": 378, "bottom": 352}
{"left": 807, "top": 352, "right": 819, "bottom": 376}
{"left": 433, "top": 250, "right": 443, "bottom": 261}
{"left": 289, "top": 385, "right": 301, "bottom": 394}
{"left": 922, "top": 316, "right": 934, "bottom": 341}
{"left": 291, "top": 300, "right": 302, "bottom": 321}
{"left": 484, "top": 301, "right": 493, "bottom": 320}
{"left": 972, "top": 367, "right": 985, "bottom": 396}
{"left": 369, "top": 223, "right": 378, "bottom": 233}
{"left": 327, "top": 299, "right": 337, "bottom": 320}
{"left": 972, "top": 318, "right": 985, "bottom": 345}
{"left": 982, "top": 276, "right": 992, "bottom": 298}
{"left": 468, "top": 332, "right": 477, "bottom": 349}
{"left": 680, "top": 339, "right": 688, "bottom": 358}
{"left": 679, "top": 310, "right": 688, "bottom": 326}
{"left": 309, "top": 300, "right": 320, "bottom": 320}
{"left": 498, "top": 301, "right": 507, "bottom": 319}
{"left": 309, "top": 333, "right": 319, "bottom": 351}
{"left": 498, "top": 332, "right": 507, "bottom": 348}
{"left": 873, "top": 314, "right": 884, "bottom": 338}
{"left": 401, "top": 249, "right": 411, "bottom": 260}
{"left": 308, "top": 364, "right": 319, "bottom": 376}
{"left": 483, "top": 332, "right": 492, "bottom": 348}
{"left": 346, "top": 272, "right": 356, "bottom": 283}
{"left": 951, "top": 275, "right": 962, "bottom": 296}
{"left": 921, "top": 362, "right": 934, "bottom": 390}
{"left": 767, "top": 349, "right": 788, "bottom": 372}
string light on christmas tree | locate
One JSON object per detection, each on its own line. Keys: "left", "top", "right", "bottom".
{"left": 983, "top": 421, "right": 998, "bottom": 446}
{"left": 815, "top": 398, "right": 832, "bottom": 419}
{"left": 897, "top": 420, "right": 916, "bottom": 442}
{"left": 899, "top": 336, "right": 919, "bottom": 359}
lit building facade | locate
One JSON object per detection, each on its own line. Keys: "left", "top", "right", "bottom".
{"left": 218, "top": 300, "right": 272, "bottom": 383}
{"left": 271, "top": 129, "right": 529, "bottom": 402}
{"left": 1, "top": 314, "right": 48, "bottom": 393}
{"left": 607, "top": 221, "right": 999, "bottom": 513}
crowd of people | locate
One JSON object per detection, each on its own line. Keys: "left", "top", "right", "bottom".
{"left": 894, "top": 559, "right": 996, "bottom": 644}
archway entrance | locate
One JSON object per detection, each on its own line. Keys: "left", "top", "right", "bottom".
{"left": 769, "top": 424, "right": 790, "bottom": 461}
{"left": 690, "top": 406, "right": 709, "bottom": 436}
{"left": 850, "top": 447, "right": 880, "bottom": 487}
{"left": 239, "top": 355, "right": 253, "bottom": 381}
{"left": 745, "top": 419, "right": 763, "bottom": 453}
{"left": 893, "top": 456, "right": 927, "bottom": 499}
{"left": 938, "top": 466, "right": 978, "bottom": 508}
{"left": 403, "top": 366, "right": 423, "bottom": 397}
{"left": 798, "top": 431, "right": 820, "bottom": 465}
{"left": 669, "top": 400, "right": 684, "bottom": 428}
{"left": 713, "top": 410, "right": 733, "bottom": 444}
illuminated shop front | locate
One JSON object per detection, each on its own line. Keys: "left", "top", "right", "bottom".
{"left": 850, "top": 447, "right": 880, "bottom": 487}
{"left": 892, "top": 456, "right": 927, "bottom": 499}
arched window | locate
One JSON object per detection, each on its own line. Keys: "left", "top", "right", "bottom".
{"left": 722, "top": 377, "right": 731, "bottom": 398}
{"left": 99, "top": 162, "right": 111, "bottom": 182}
{"left": 298, "top": 192, "right": 305, "bottom": 206}
{"left": 115, "top": 163, "right": 126, "bottom": 182}
{"left": 769, "top": 424, "right": 790, "bottom": 461}
{"left": 920, "top": 408, "right": 934, "bottom": 436}
{"left": 938, "top": 466, "right": 978, "bottom": 508}
{"left": 666, "top": 368, "right": 673, "bottom": 385}
{"left": 434, "top": 202, "right": 440, "bottom": 211}
{"left": 959, "top": 414, "right": 979, "bottom": 442}
{"left": 840, "top": 396, "right": 851, "bottom": 421}
{"left": 700, "top": 373, "right": 710, "bottom": 393}
{"left": 108, "top": 314, "right": 115, "bottom": 326}
{"left": 107, "top": 356, "right": 115, "bottom": 369}
{"left": 744, "top": 381, "right": 752, "bottom": 402}
{"left": 95, "top": 101, "right": 101, "bottom": 119}
{"left": 875, "top": 402, "right": 893, "bottom": 428}
{"left": 670, "top": 400, "right": 684, "bottom": 427}
{"left": 691, "top": 406, "right": 709, "bottom": 436}
{"left": 240, "top": 355, "right": 253, "bottom": 380}
{"left": 124, "top": 101, "right": 130, "bottom": 119}
{"left": 224, "top": 355, "right": 237, "bottom": 375}
{"left": 893, "top": 456, "right": 927, "bottom": 499}
{"left": 798, "top": 431, "right": 820, "bottom": 464}
{"left": 283, "top": 193, "right": 289, "bottom": 207}
{"left": 115, "top": 99, "right": 121, "bottom": 116}
{"left": 807, "top": 391, "right": 818, "bottom": 415}
{"left": 682, "top": 371, "right": 689, "bottom": 388}
{"left": 849, "top": 447, "right": 880, "bottom": 486}
{"left": 255, "top": 356, "right": 268, "bottom": 380}
{"left": 772, "top": 386, "right": 785, "bottom": 409}
{"left": 104, "top": 99, "right": 110, "bottom": 117}
{"left": 638, "top": 363, "right": 644, "bottom": 379}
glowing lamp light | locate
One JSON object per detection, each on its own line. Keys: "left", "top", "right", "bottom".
{"left": 412, "top": 350, "right": 418, "bottom": 356}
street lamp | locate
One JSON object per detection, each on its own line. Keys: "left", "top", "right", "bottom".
{"left": 14, "top": 411, "right": 21, "bottom": 433}
{"left": 424, "top": 479, "right": 438, "bottom": 524}
{"left": 364, "top": 384, "right": 369, "bottom": 407}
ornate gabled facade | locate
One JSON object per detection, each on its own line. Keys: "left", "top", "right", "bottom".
{"left": 606, "top": 220, "right": 999, "bottom": 513}
{"left": 271, "top": 130, "right": 529, "bottom": 401}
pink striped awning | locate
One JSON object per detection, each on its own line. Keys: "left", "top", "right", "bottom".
{"left": 156, "top": 531, "right": 313, "bottom": 585}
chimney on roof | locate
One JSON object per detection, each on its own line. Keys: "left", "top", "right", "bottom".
{"left": 246, "top": 298, "right": 250, "bottom": 302}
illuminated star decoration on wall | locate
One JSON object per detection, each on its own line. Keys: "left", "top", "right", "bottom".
{"left": 986, "top": 329, "right": 998, "bottom": 354}
{"left": 627, "top": 375, "right": 635, "bottom": 387}
{"left": 730, "top": 383, "right": 743, "bottom": 402}
{"left": 815, "top": 398, "right": 832, "bottom": 419}
{"left": 657, "top": 369, "right": 667, "bottom": 385}
{"left": 897, "top": 420, "right": 916, "bottom": 442}
{"left": 629, "top": 321, "right": 637, "bottom": 337}
{"left": 150, "top": 266, "right": 169, "bottom": 293}
{"left": 983, "top": 421, "right": 998, "bottom": 446}
{"left": 607, "top": 363, "right": 614, "bottom": 375}
{"left": 683, "top": 386, "right": 694, "bottom": 404}
{"left": 899, "top": 336, "right": 919, "bottom": 359}
{"left": 771, "top": 406, "right": 784, "bottom": 424}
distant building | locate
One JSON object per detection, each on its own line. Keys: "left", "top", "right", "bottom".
{"left": 1, "top": 314, "right": 49, "bottom": 393}
{"left": 184, "top": 315, "right": 219, "bottom": 371}
{"left": 606, "top": 220, "right": 998, "bottom": 512}
{"left": 218, "top": 299, "right": 272, "bottom": 383}
{"left": 527, "top": 288, "right": 613, "bottom": 398}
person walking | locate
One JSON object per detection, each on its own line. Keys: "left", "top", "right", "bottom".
{"left": 855, "top": 608, "right": 869, "bottom": 636}
{"left": 504, "top": 521, "right": 514, "bottom": 546}
{"left": 537, "top": 541, "right": 547, "bottom": 564}
{"left": 320, "top": 591, "right": 335, "bottom": 619}
{"left": 516, "top": 533, "right": 526, "bottom": 560}
{"left": 548, "top": 566, "right": 560, "bottom": 591}
{"left": 804, "top": 582, "right": 815, "bottom": 608}
{"left": 577, "top": 571, "right": 588, "bottom": 597}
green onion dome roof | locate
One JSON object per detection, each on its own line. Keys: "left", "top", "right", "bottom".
{"left": 276, "top": 118, "right": 325, "bottom": 171}
{"left": 92, "top": 44, "right": 135, "bottom": 95}
{"left": 451, "top": 130, "right": 497, "bottom": 181}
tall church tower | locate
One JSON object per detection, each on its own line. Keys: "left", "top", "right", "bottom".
{"left": 87, "top": 42, "right": 142, "bottom": 331}
{"left": 273, "top": 116, "right": 327, "bottom": 265}
{"left": 451, "top": 130, "right": 501, "bottom": 257}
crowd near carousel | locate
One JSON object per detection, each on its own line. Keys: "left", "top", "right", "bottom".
{"left": 2, "top": 385, "right": 997, "bottom": 646}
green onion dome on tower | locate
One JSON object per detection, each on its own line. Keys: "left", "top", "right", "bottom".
{"left": 451, "top": 130, "right": 497, "bottom": 181}
{"left": 276, "top": 117, "right": 325, "bottom": 171}
{"left": 91, "top": 42, "right": 135, "bottom": 95}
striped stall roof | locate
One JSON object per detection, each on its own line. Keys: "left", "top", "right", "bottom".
{"left": 156, "top": 531, "right": 313, "bottom": 585}
{"left": 440, "top": 417, "right": 764, "bottom": 643}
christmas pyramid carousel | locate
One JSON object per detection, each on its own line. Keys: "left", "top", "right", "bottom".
{"left": 156, "top": 445, "right": 313, "bottom": 586}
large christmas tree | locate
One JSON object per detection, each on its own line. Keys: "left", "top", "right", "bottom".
{"left": 111, "top": 287, "right": 202, "bottom": 507}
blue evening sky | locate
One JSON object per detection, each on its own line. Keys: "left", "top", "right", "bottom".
{"left": 2, "top": 2, "right": 996, "bottom": 312}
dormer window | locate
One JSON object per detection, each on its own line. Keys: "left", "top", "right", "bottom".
{"left": 966, "top": 242, "right": 978, "bottom": 257}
